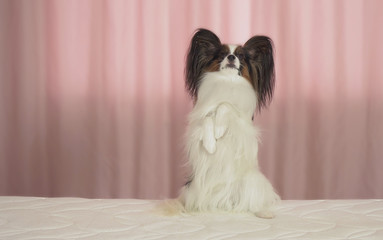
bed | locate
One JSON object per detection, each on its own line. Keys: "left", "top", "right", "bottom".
{"left": 0, "top": 197, "right": 382, "bottom": 239}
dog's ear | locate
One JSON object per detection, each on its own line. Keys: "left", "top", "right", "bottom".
{"left": 243, "top": 36, "right": 275, "bottom": 111}
{"left": 185, "top": 29, "right": 221, "bottom": 99}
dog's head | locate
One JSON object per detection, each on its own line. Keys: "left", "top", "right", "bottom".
{"left": 185, "top": 28, "right": 275, "bottom": 111}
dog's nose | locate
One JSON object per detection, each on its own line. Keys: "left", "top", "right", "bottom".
{"left": 227, "top": 55, "right": 236, "bottom": 62}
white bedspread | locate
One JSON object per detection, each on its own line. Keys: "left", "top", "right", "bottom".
{"left": 0, "top": 197, "right": 382, "bottom": 239}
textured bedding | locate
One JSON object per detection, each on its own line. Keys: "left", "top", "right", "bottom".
{"left": 0, "top": 197, "right": 382, "bottom": 240}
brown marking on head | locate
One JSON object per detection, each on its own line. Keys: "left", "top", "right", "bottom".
{"left": 205, "top": 45, "right": 230, "bottom": 73}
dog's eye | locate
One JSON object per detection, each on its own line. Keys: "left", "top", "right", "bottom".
{"left": 237, "top": 54, "right": 244, "bottom": 60}
{"left": 219, "top": 52, "right": 227, "bottom": 59}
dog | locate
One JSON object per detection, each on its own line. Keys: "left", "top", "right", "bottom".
{"left": 162, "top": 29, "right": 280, "bottom": 218}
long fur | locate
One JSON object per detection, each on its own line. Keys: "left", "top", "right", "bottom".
{"left": 161, "top": 29, "right": 280, "bottom": 218}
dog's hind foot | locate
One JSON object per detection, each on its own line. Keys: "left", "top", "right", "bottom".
{"left": 254, "top": 210, "right": 275, "bottom": 219}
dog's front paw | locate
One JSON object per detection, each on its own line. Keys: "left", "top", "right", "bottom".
{"left": 202, "top": 116, "right": 216, "bottom": 153}
{"left": 214, "top": 126, "right": 227, "bottom": 140}
{"left": 214, "top": 103, "right": 230, "bottom": 139}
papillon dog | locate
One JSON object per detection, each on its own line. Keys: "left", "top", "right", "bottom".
{"left": 161, "top": 29, "right": 280, "bottom": 218}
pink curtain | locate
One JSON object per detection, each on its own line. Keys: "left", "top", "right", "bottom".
{"left": 0, "top": 0, "right": 382, "bottom": 199}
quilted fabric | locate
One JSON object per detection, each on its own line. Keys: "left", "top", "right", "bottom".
{"left": 0, "top": 197, "right": 382, "bottom": 239}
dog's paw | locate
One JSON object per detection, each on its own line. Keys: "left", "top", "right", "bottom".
{"left": 254, "top": 210, "right": 275, "bottom": 219}
{"left": 214, "top": 104, "right": 229, "bottom": 139}
{"left": 214, "top": 125, "right": 227, "bottom": 139}
{"left": 202, "top": 116, "right": 216, "bottom": 154}
{"left": 203, "top": 137, "right": 216, "bottom": 154}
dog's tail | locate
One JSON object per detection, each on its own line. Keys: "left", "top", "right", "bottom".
{"left": 154, "top": 198, "right": 186, "bottom": 216}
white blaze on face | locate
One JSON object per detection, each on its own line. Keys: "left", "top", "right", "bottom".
{"left": 228, "top": 44, "right": 237, "bottom": 54}
{"left": 220, "top": 44, "right": 240, "bottom": 72}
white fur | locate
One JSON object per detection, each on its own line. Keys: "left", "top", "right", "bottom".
{"left": 228, "top": 44, "right": 237, "bottom": 54}
{"left": 179, "top": 70, "right": 280, "bottom": 218}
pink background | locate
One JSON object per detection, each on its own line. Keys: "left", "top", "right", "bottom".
{"left": 0, "top": 0, "right": 382, "bottom": 199}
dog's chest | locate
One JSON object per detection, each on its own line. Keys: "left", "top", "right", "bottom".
{"left": 197, "top": 73, "right": 257, "bottom": 116}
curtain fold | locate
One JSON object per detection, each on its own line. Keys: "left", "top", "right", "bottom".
{"left": 0, "top": 0, "right": 382, "bottom": 199}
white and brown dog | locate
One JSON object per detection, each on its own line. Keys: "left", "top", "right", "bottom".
{"left": 163, "top": 29, "right": 280, "bottom": 218}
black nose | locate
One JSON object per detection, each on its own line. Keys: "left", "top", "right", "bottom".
{"left": 227, "top": 54, "right": 236, "bottom": 62}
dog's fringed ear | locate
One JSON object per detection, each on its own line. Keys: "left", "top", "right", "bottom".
{"left": 243, "top": 36, "right": 275, "bottom": 111}
{"left": 185, "top": 29, "right": 221, "bottom": 99}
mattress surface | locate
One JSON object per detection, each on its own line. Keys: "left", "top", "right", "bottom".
{"left": 0, "top": 197, "right": 382, "bottom": 240}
